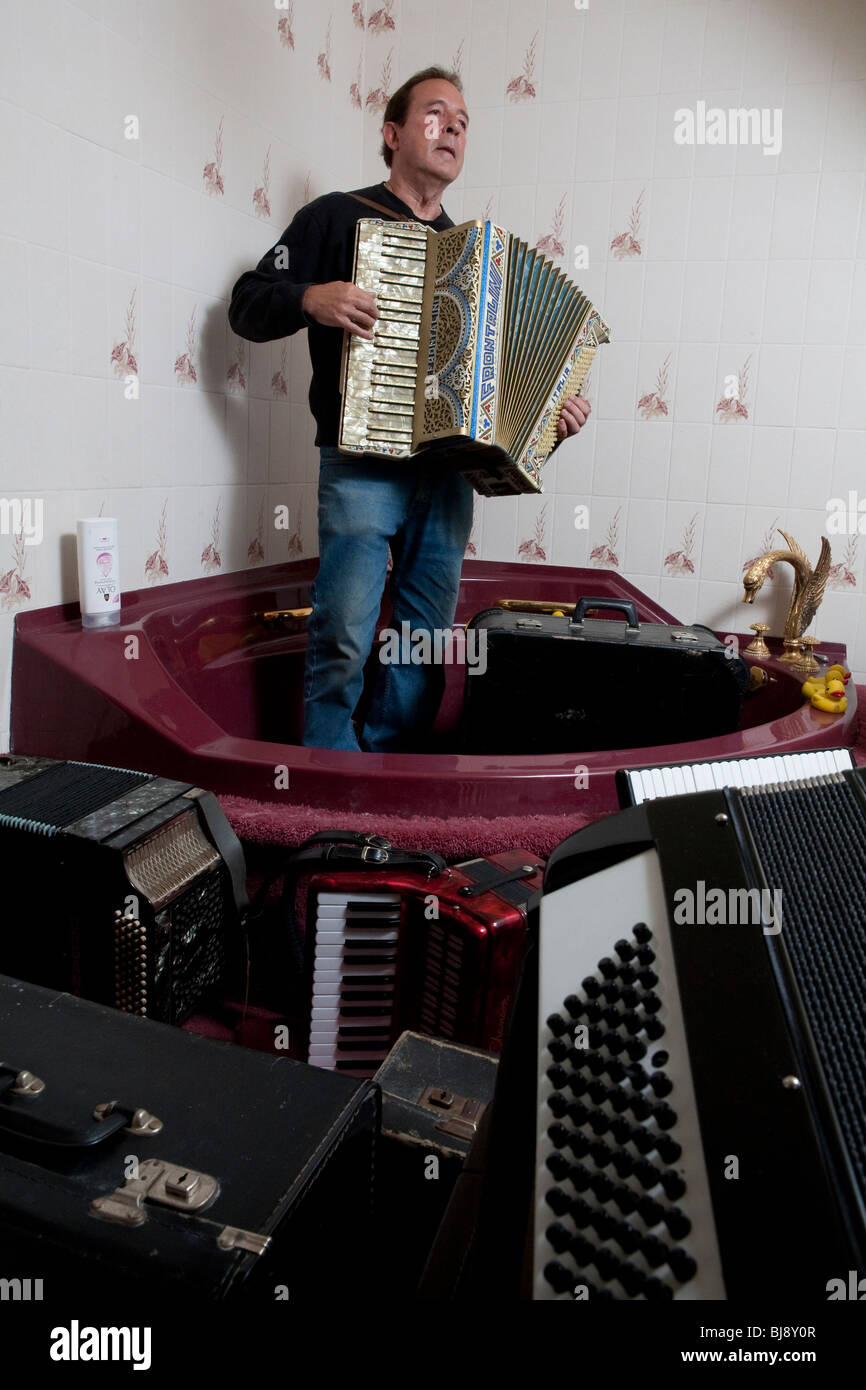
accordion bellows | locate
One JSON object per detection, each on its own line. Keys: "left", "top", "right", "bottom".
{"left": 339, "top": 219, "right": 610, "bottom": 497}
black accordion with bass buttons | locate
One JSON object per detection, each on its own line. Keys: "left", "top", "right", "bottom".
{"left": 437, "top": 768, "right": 866, "bottom": 1300}
{"left": 0, "top": 755, "right": 248, "bottom": 1025}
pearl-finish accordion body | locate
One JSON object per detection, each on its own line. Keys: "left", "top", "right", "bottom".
{"left": 303, "top": 851, "right": 544, "bottom": 1077}
{"left": 338, "top": 218, "right": 610, "bottom": 498}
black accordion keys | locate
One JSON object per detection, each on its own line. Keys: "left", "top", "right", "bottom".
{"left": 0, "top": 754, "right": 248, "bottom": 1024}
{"left": 304, "top": 850, "right": 544, "bottom": 1076}
{"left": 471, "top": 768, "right": 866, "bottom": 1300}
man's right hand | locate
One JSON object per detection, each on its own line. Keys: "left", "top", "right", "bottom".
{"left": 301, "top": 282, "right": 378, "bottom": 339}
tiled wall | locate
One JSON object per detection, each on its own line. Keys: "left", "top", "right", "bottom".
{"left": 1, "top": 0, "right": 865, "bottom": 751}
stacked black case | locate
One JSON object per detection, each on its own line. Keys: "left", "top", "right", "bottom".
{"left": 0, "top": 976, "right": 378, "bottom": 1303}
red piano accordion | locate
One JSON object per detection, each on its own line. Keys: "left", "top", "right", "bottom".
{"left": 304, "top": 849, "right": 544, "bottom": 1077}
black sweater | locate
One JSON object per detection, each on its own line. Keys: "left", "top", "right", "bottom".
{"left": 228, "top": 183, "right": 453, "bottom": 447}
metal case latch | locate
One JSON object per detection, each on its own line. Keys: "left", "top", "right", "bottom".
{"left": 419, "top": 1086, "right": 487, "bottom": 1140}
{"left": 90, "top": 1158, "right": 220, "bottom": 1227}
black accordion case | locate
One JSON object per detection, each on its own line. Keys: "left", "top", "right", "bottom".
{"left": 462, "top": 597, "right": 750, "bottom": 754}
{"left": 0, "top": 976, "right": 378, "bottom": 1304}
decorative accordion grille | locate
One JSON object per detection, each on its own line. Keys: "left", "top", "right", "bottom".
{"left": 124, "top": 810, "right": 220, "bottom": 908}
{"left": 417, "top": 920, "right": 471, "bottom": 1041}
{"left": 165, "top": 873, "right": 227, "bottom": 1023}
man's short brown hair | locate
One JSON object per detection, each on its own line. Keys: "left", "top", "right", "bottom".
{"left": 380, "top": 66, "right": 464, "bottom": 168}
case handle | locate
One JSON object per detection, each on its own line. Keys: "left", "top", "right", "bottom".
{"left": 570, "top": 596, "right": 639, "bottom": 630}
{"left": 0, "top": 1065, "right": 162, "bottom": 1148}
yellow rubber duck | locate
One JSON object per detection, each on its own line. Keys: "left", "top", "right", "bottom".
{"left": 802, "top": 664, "right": 850, "bottom": 714}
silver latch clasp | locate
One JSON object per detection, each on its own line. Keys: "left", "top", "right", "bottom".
{"left": 90, "top": 1158, "right": 220, "bottom": 1227}
{"left": 418, "top": 1086, "right": 487, "bottom": 1141}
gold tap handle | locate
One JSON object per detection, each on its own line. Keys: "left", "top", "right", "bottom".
{"left": 494, "top": 599, "right": 576, "bottom": 615}
{"left": 258, "top": 607, "right": 312, "bottom": 622}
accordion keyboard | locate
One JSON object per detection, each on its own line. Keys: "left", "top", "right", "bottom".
{"left": 534, "top": 848, "right": 725, "bottom": 1299}
{"left": 346, "top": 223, "right": 428, "bottom": 454}
{"left": 308, "top": 891, "right": 403, "bottom": 1075}
{"left": 621, "top": 746, "right": 854, "bottom": 806}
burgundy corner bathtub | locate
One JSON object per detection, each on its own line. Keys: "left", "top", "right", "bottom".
{"left": 11, "top": 559, "right": 857, "bottom": 818}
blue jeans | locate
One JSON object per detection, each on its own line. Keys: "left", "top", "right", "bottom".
{"left": 302, "top": 446, "right": 475, "bottom": 752}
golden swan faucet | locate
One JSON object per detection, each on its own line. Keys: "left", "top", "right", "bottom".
{"left": 742, "top": 530, "right": 832, "bottom": 663}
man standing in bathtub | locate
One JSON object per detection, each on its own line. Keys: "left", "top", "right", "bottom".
{"left": 229, "top": 67, "right": 590, "bottom": 752}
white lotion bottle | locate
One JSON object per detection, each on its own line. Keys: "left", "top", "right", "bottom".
{"left": 77, "top": 517, "right": 121, "bottom": 628}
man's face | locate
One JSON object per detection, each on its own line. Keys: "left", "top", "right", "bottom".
{"left": 387, "top": 79, "right": 468, "bottom": 185}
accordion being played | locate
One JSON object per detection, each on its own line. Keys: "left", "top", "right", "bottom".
{"left": 304, "top": 850, "right": 544, "bottom": 1077}
{"left": 338, "top": 218, "right": 610, "bottom": 497}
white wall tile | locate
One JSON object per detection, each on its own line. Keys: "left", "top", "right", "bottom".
{"left": 672, "top": 342, "right": 714, "bottom": 422}
{"left": 28, "top": 247, "right": 69, "bottom": 375}
{"left": 798, "top": 345, "right": 844, "bottom": 430}
{"left": 747, "top": 426, "right": 794, "bottom": 507}
{"left": 701, "top": 505, "right": 745, "bottom": 582}
{"left": 833, "top": 2, "right": 866, "bottom": 83}
{"left": 777, "top": 82, "right": 828, "bottom": 175}
{"left": 20, "top": 0, "right": 72, "bottom": 129}
{"left": 762, "top": 260, "right": 809, "bottom": 344}
{"left": 789, "top": 427, "right": 835, "bottom": 510}
{"left": 728, "top": 176, "right": 775, "bottom": 260}
{"left": 591, "top": 419, "right": 633, "bottom": 497}
{"left": 614, "top": 95, "right": 657, "bottom": 181}
{"left": 660, "top": 3, "right": 705, "bottom": 93}
{"left": 624, "top": 496, "right": 665, "bottom": 573}
{"left": 686, "top": 177, "right": 732, "bottom": 261}
{"left": 644, "top": 177, "right": 691, "bottom": 259}
{"left": 751, "top": 344, "right": 801, "bottom": 427}
{"left": 787, "top": 0, "right": 837, "bottom": 85}
{"left": 0, "top": 367, "right": 31, "bottom": 491}
{"left": 631, "top": 420, "right": 671, "bottom": 498}
{"left": 578, "top": 4, "right": 625, "bottom": 103}
{"left": 720, "top": 260, "right": 766, "bottom": 344}
{"left": 140, "top": 386, "right": 174, "bottom": 489}
{"left": 668, "top": 421, "right": 710, "bottom": 501}
{"left": 619, "top": 2, "right": 663, "bottom": 97}
{"left": 0, "top": 238, "right": 29, "bottom": 370}
{"left": 700, "top": 0, "right": 747, "bottom": 89}
{"left": 839, "top": 348, "right": 866, "bottom": 429}
{"left": 812, "top": 171, "right": 864, "bottom": 258}
{"left": 709, "top": 422, "right": 751, "bottom": 505}
{"left": 640, "top": 260, "right": 684, "bottom": 344}
{"left": 769, "top": 173, "right": 818, "bottom": 258}
{"left": 501, "top": 105, "right": 541, "bottom": 187}
{"left": 680, "top": 261, "right": 724, "bottom": 342}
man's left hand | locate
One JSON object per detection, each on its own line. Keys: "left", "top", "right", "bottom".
{"left": 558, "top": 395, "right": 591, "bottom": 439}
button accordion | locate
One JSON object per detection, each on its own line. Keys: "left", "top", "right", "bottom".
{"left": 304, "top": 851, "right": 544, "bottom": 1077}
{"left": 464, "top": 768, "right": 866, "bottom": 1300}
{"left": 0, "top": 755, "right": 247, "bottom": 1025}
{"left": 338, "top": 218, "right": 610, "bottom": 497}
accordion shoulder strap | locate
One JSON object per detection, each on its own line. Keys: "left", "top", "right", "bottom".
{"left": 348, "top": 193, "right": 406, "bottom": 220}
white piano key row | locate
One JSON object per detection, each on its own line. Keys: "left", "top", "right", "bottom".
{"left": 626, "top": 748, "right": 854, "bottom": 806}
